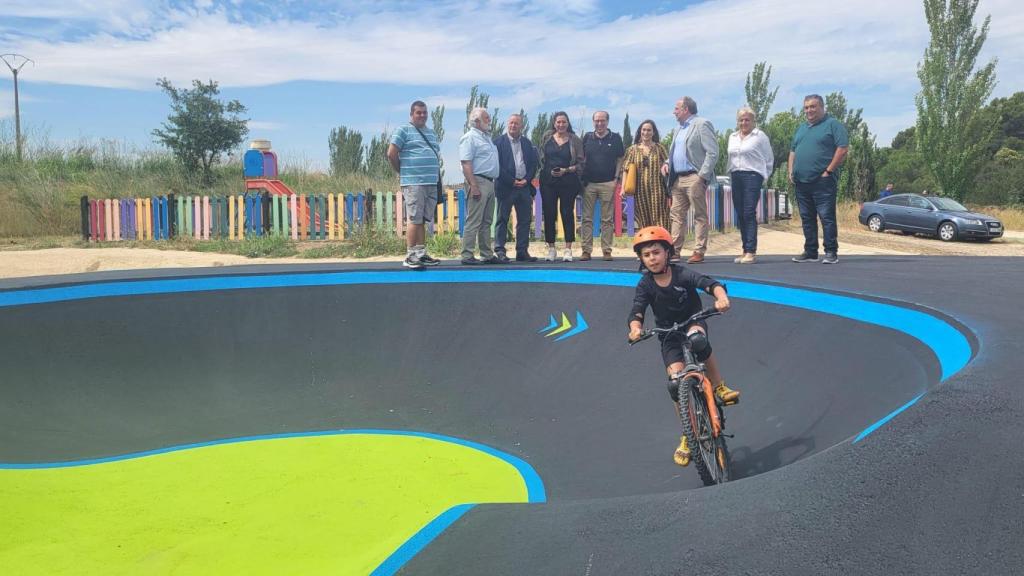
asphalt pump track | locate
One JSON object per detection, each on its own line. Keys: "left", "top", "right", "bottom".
{"left": 1, "top": 256, "right": 1020, "bottom": 575}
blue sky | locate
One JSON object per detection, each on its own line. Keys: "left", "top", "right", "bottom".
{"left": 2, "top": 0, "right": 1022, "bottom": 181}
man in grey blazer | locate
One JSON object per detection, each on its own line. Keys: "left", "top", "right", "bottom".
{"left": 661, "top": 96, "right": 718, "bottom": 263}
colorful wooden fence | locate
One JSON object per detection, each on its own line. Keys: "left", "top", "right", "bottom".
{"left": 81, "top": 185, "right": 785, "bottom": 242}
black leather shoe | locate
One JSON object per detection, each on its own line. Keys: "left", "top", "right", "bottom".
{"left": 491, "top": 253, "right": 511, "bottom": 264}
{"left": 515, "top": 253, "right": 539, "bottom": 262}
{"left": 461, "top": 256, "right": 481, "bottom": 265}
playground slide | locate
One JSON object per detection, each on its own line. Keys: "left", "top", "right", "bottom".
{"left": 245, "top": 179, "right": 295, "bottom": 197}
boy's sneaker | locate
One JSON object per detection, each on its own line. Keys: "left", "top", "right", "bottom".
{"left": 673, "top": 435, "right": 690, "bottom": 467}
{"left": 822, "top": 252, "right": 839, "bottom": 264}
{"left": 419, "top": 253, "right": 441, "bottom": 266}
{"left": 791, "top": 251, "right": 820, "bottom": 263}
{"left": 546, "top": 247, "right": 557, "bottom": 261}
{"left": 715, "top": 383, "right": 740, "bottom": 405}
{"left": 402, "top": 254, "right": 424, "bottom": 270}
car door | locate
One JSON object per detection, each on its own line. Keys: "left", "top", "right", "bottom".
{"left": 905, "top": 195, "right": 937, "bottom": 231}
{"left": 882, "top": 195, "right": 910, "bottom": 229}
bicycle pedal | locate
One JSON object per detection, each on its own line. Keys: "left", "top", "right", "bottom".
{"left": 721, "top": 433, "right": 735, "bottom": 439}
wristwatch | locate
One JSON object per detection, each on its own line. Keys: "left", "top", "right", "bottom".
{"left": 824, "top": 169, "right": 832, "bottom": 176}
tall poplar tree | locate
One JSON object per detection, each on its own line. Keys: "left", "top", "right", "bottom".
{"left": 915, "top": 0, "right": 998, "bottom": 201}
{"left": 744, "top": 62, "right": 779, "bottom": 125}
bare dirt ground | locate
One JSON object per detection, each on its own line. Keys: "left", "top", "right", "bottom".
{"left": 0, "top": 223, "right": 1019, "bottom": 280}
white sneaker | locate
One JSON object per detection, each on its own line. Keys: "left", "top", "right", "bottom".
{"left": 563, "top": 249, "right": 573, "bottom": 262}
{"left": 546, "top": 247, "right": 557, "bottom": 261}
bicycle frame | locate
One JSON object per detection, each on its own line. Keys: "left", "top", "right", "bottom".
{"left": 679, "top": 346, "right": 723, "bottom": 439}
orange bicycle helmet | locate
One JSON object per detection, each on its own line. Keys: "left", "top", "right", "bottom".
{"left": 633, "top": 226, "right": 674, "bottom": 256}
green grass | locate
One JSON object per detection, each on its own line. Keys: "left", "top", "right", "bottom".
{"left": 0, "top": 122, "right": 398, "bottom": 238}
{"left": 297, "top": 227, "right": 405, "bottom": 259}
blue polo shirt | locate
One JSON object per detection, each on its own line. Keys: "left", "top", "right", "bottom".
{"left": 390, "top": 124, "right": 440, "bottom": 186}
{"left": 790, "top": 115, "right": 849, "bottom": 183}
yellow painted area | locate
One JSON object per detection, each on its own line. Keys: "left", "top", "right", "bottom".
{"left": 0, "top": 434, "right": 529, "bottom": 575}
{"left": 546, "top": 313, "right": 573, "bottom": 337}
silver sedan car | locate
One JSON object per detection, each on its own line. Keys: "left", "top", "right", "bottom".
{"left": 858, "top": 194, "right": 1003, "bottom": 241}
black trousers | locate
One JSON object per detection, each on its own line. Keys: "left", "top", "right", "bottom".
{"left": 541, "top": 176, "right": 579, "bottom": 244}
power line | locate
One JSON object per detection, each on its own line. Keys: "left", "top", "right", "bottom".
{"left": 1, "top": 54, "right": 34, "bottom": 162}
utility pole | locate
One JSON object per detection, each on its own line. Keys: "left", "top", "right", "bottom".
{"left": 1, "top": 54, "right": 33, "bottom": 162}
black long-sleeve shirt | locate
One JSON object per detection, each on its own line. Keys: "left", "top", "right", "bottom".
{"left": 629, "top": 264, "right": 724, "bottom": 328}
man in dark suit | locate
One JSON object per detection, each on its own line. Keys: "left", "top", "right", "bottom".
{"left": 493, "top": 113, "right": 539, "bottom": 262}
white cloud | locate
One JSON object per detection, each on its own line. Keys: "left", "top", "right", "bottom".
{"left": 6, "top": 0, "right": 1023, "bottom": 146}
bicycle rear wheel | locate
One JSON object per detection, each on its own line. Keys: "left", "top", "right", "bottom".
{"left": 677, "top": 377, "right": 730, "bottom": 486}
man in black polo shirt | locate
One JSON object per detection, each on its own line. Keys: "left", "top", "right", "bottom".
{"left": 580, "top": 111, "right": 625, "bottom": 261}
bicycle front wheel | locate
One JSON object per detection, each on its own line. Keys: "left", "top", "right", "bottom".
{"left": 678, "top": 377, "right": 730, "bottom": 486}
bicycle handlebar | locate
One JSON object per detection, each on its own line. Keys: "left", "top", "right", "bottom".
{"left": 628, "top": 307, "right": 722, "bottom": 345}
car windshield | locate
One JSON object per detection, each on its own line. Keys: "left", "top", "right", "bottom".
{"left": 929, "top": 197, "right": 968, "bottom": 211}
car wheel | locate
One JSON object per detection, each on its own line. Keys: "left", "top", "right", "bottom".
{"left": 937, "top": 221, "right": 958, "bottom": 242}
{"left": 867, "top": 214, "right": 884, "bottom": 233}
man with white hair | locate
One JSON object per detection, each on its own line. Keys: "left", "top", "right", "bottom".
{"left": 459, "top": 107, "right": 501, "bottom": 264}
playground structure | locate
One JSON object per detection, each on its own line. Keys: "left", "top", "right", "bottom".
{"left": 78, "top": 139, "right": 793, "bottom": 243}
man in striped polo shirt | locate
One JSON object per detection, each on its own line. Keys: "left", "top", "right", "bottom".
{"left": 388, "top": 100, "right": 442, "bottom": 269}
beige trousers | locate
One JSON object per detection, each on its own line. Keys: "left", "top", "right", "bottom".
{"left": 669, "top": 173, "right": 708, "bottom": 256}
{"left": 581, "top": 180, "right": 616, "bottom": 253}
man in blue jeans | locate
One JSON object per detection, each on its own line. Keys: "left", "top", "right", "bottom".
{"left": 787, "top": 94, "right": 849, "bottom": 264}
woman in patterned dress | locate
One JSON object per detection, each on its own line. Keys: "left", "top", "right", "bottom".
{"left": 622, "top": 120, "right": 670, "bottom": 230}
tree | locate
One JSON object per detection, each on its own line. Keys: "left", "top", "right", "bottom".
{"left": 431, "top": 105, "right": 446, "bottom": 182}
{"left": 152, "top": 78, "right": 248, "bottom": 186}
{"left": 464, "top": 85, "right": 504, "bottom": 138}
{"left": 915, "top": 0, "right": 998, "bottom": 201}
{"left": 744, "top": 61, "right": 779, "bottom": 125}
{"left": 715, "top": 129, "right": 732, "bottom": 175}
{"left": 328, "top": 126, "right": 364, "bottom": 177}
{"left": 623, "top": 113, "right": 632, "bottom": 147}
{"left": 825, "top": 91, "right": 867, "bottom": 199}
{"left": 847, "top": 123, "right": 878, "bottom": 201}
{"left": 364, "top": 128, "right": 393, "bottom": 179}
{"left": 763, "top": 109, "right": 801, "bottom": 188}
{"left": 530, "top": 112, "right": 550, "bottom": 148}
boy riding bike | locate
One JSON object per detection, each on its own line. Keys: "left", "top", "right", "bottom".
{"left": 627, "top": 226, "right": 738, "bottom": 466}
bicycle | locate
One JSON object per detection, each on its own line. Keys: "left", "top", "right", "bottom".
{"left": 630, "top": 307, "right": 732, "bottom": 486}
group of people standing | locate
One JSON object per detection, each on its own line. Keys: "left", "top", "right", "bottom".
{"left": 387, "top": 94, "right": 849, "bottom": 269}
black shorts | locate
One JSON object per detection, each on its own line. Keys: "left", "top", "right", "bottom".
{"left": 659, "top": 321, "right": 711, "bottom": 367}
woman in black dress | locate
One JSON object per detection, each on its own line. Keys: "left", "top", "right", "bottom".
{"left": 537, "top": 111, "right": 585, "bottom": 261}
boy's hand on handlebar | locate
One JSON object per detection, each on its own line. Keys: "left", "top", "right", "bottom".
{"left": 715, "top": 297, "right": 731, "bottom": 313}
{"left": 628, "top": 326, "right": 643, "bottom": 342}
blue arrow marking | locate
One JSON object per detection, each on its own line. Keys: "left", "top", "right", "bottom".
{"left": 538, "top": 314, "right": 558, "bottom": 333}
{"left": 554, "top": 311, "right": 589, "bottom": 342}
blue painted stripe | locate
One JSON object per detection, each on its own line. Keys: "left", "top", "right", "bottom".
{"left": 726, "top": 282, "right": 970, "bottom": 381}
{"left": 0, "top": 428, "right": 546, "bottom": 503}
{"left": 369, "top": 504, "right": 476, "bottom": 576}
{"left": 0, "top": 269, "right": 971, "bottom": 382}
{"left": 852, "top": 393, "right": 926, "bottom": 444}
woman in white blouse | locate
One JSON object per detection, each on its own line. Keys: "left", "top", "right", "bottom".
{"left": 727, "top": 106, "right": 774, "bottom": 264}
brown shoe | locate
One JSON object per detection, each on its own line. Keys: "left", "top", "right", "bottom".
{"left": 580, "top": 252, "right": 591, "bottom": 261}
{"left": 602, "top": 251, "right": 613, "bottom": 261}
{"left": 686, "top": 252, "right": 705, "bottom": 264}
